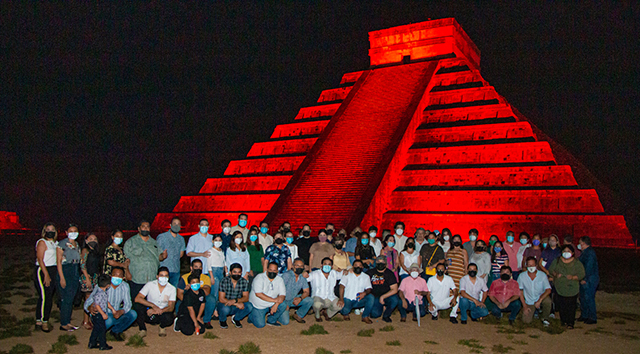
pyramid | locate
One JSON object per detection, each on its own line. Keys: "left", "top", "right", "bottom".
{"left": 152, "top": 18, "right": 633, "bottom": 248}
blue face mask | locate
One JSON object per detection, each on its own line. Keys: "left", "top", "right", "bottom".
{"left": 260, "top": 227, "right": 268, "bottom": 234}
{"left": 361, "top": 239, "right": 369, "bottom": 245}
{"left": 506, "top": 236, "right": 514, "bottom": 243}
{"left": 543, "top": 243, "right": 548, "bottom": 248}
{"left": 191, "top": 283, "right": 201, "bottom": 291}
{"left": 286, "top": 237, "right": 294, "bottom": 244}
{"left": 532, "top": 239, "right": 541, "bottom": 246}
{"left": 238, "top": 220, "right": 247, "bottom": 228}
{"left": 322, "top": 265, "right": 332, "bottom": 273}
{"left": 200, "top": 226, "right": 209, "bottom": 234}
{"left": 493, "top": 247, "right": 502, "bottom": 253}
{"left": 520, "top": 239, "right": 528, "bottom": 245}
{"left": 111, "top": 277, "right": 123, "bottom": 286}
{"left": 387, "top": 241, "right": 395, "bottom": 247}
{"left": 249, "top": 235, "right": 258, "bottom": 242}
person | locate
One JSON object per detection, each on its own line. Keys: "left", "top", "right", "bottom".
{"left": 104, "top": 229, "right": 130, "bottom": 278}
{"left": 294, "top": 224, "right": 315, "bottom": 269}
{"left": 257, "top": 221, "right": 273, "bottom": 251}
{"left": 392, "top": 221, "right": 409, "bottom": 254}
{"left": 218, "top": 219, "right": 233, "bottom": 252}
{"left": 381, "top": 234, "right": 399, "bottom": 278}
{"left": 35, "top": 223, "right": 58, "bottom": 333}
{"left": 344, "top": 228, "right": 360, "bottom": 265}
{"left": 503, "top": 230, "right": 522, "bottom": 280}
{"left": 426, "top": 263, "right": 459, "bottom": 323}
{"left": 413, "top": 228, "right": 427, "bottom": 253}
{"left": 177, "top": 260, "right": 214, "bottom": 328}
{"left": 325, "top": 222, "right": 336, "bottom": 242}
{"left": 309, "top": 229, "right": 335, "bottom": 271}
{"left": 420, "top": 232, "right": 445, "bottom": 281}
{"left": 516, "top": 232, "right": 531, "bottom": 272}
{"left": 518, "top": 257, "right": 552, "bottom": 326}
{"left": 487, "top": 266, "right": 521, "bottom": 325}
{"left": 205, "top": 235, "right": 225, "bottom": 317}
{"left": 549, "top": 245, "right": 585, "bottom": 329}
{"left": 80, "top": 232, "right": 102, "bottom": 330}
{"left": 157, "top": 217, "right": 186, "bottom": 287}
{"left": 355, "top": 231, "right": 376, "bottom": 270}
{"left": 338, "top": 259, "right": 374, "bottom": 323}
{"left": 488, "top": 235, "right": 500, "bottom": 249}
{"left": 539, "top": 234, "right": 561, "bottom": 275}
{"left": 124, "top": 220, "right": 166, "bottom": 303}
{"left": 284, "top": 230, "right": 299, "bottom": 262}
{"left": 229, "top": 213, "right": 249, "bottom": 242}
{"left": 563, "top": 235, "right": 581, "bottom": 258}
{"left": 87, "top": 274, "right": 114, "bottom": 351}
{"left": 367, "top": 256, "right": 399, "bottom": 323}
{"left": 85, "top": 267, "right": 137, "bottom": 341}
{"left": 521, "top": 234, "right": 543, "bottom": 270}
{"left": 331, "top": 234, "right": 351, "bottom": 271}
{"left": 398, "top": 238, "right": 420, "bottom": 281}
{"left": 462, "top": 229, "right": 479, "bottom": 256}
{"left": 225, "top": 231, "right": 251, "bottom": 280}
{"left": 281, "top": 258, "right": 313, "bottom": 323}
{"left": 398, "top": 263, "right": 428, "bottom": 322}
{"left": 246, "top": 232, "right": 264, "bottom": 282}
{"left": 307, "top": 257, "right": 344, "bottom": 322}
{"left": 186, "top": 219, "right": 214, "bottom": 270}
{"left": 134, "top": 267, "right": 176, "bottom": 337}
{"left": 263, "top": 232, "right": 292, "bottom": 274}
{"left": 249, "top": 262, "right": 287, "bottom": 328}
{"left": 439, "top": 228, "right": 452, "bottom": 253}
{"left": 458, "top": 263, "right": 489, "bottom": 324}
{"left": 368, "top": 226, "right": 383, "bottom": 256}
{"left": 445, "top": 235, "right": 468, "bottom": 289}
{"left": 56, "top": 224, "right": 81, "bottom": 331}
{"left": 217, "top": 263, "right": 252, "bottom": 329}
{"left": 578, "top": 236, "right": 599, "bottom": 324}
{"left": 469, "top": 240, "right": 491, "bottom": 285}
{"left": 174, "top": 273, "right": 206, "bottom": 336}
{"left": 490, "top": 241, "right": 509, "bottom": 285}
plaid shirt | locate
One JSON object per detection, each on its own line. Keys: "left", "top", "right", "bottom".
{"left": 219, "top": 276, "right": 250, "bottom": 300}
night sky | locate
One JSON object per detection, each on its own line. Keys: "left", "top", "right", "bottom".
{"left": 2, "top": 2, "right": 639, "bottom": 232}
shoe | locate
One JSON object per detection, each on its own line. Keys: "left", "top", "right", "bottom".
{"left": 509, "top": 320, "right": 515, "bottom": 326}
{"left": 354, "top": 309, "right": 362, "bottom": 316}
{"left": 293, "top": 314, "right": 306, "bottom": 323}
{"left": 112, "top": 332, "right": 125, "bottom": 342}
{"left": 470, "top": 317, "right": 478, "bottom": 322}
{"left": 567, "top": 324, "right": 575, "bottom": 329}
{"left": 361, "top": 317, "right": 372, "bottom": 324}
{"left": 212, "top": 315, "right": 219, "bottom": 321}
{"left": 412, "top": 316, "right": 417, "bottom": 322}
{"left": 220, "top": 321, "right": 228, "bottom": 329}
{"left": 542, "top": 320, "right": 550, "bottom": 327}
{"left": 321, "top": 309, "right": 330, "bottom": 322}
{"left": 449, "top": 317, "right": 458, "bottom": 324}
{"left": 35, "top": 322, "right": 42, "bottom": 331}
{"left": 461, "top": 320, "right": 467, "bottom": 324}
{"left": 382, "top": 317, "right": 392, "bottom": 323}
{"left": 99, "top": 345, "right": 113, "bottom": 351}
{"left": 400, "top": 317, "right": 406, "bottom": 322}
{"left": 159, "top": 327, "right": 166, "bottom": 337}
{"left": 584, "top": 319, "right": 597, "bottom": 325}
{"left": 315, "top": 317, "right": 323, "bottom": 322}
{"left": 88, "top": 343, "right": 99, "bottom": 350}
{"left": 431, "top": 315, "right": 438, "bottom": 321}
{"left": 266, "top": 322, "right": 281, "bottom": 327}
{"left": 231, "top": 317, "right": 243, "bottom": 328}
{"left": 204, "top": 322, "right": 213, "bottom": 329}
{"left": 549, "top": 313, "right": 556, "bottom": 319}
{"left": 42, "top": 322, "right": 53, "bottom": 333}
{"left": 173, "top": 317, "right": 180, "bottom": 332}
{"left": 138, "top": 330, "right": 147, "bottom": 338}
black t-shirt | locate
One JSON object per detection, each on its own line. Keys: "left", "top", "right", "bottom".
{"left": 179, "top": 289, "right": 205, "bottom": 317}
{"left": 366, "top": 268, "right": 397, "bottom": 298}
{"left": 294, "top": 237, "right": 317, "bottom": 265}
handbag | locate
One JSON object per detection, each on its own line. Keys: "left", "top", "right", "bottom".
{"left": 424, "top": 247, "right": 438, "bottom": 276}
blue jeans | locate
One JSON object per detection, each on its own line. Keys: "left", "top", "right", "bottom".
{"left": 249, "top": 302, "right": 288, "bottom": 328}
{"left": 283, "top": 296, "right": 314, "bottom": 322}
{"left": 208, "top": 267, "right": 225, "bottom": 320}
{"left": 340, "top": 294, "right": 375, "bottom": 318}
{"left": 58, "top": 263, "right": 80, "bottom": 326}
{"left": 169, "top": 272, "right": 181, "bottom": 288}
{"left": 370, "top": 294, "right": 399, "bottom": 319}
{"left": 490, "top": 299, "right": 522, "bottom": 321}
{"left": 459, "top": 297, "right": 489, "bottom": 321}
{"left": 105, "top": 310, "right": 138, "bottom": 334}
{"left": 398, "top": 299, "right": 427, "bottom": 318}
{"left": 216, "top": 302, "right": 253, "bottom": 322}
{"left": 579, "top": 279, "right": 598, "bottom": 321}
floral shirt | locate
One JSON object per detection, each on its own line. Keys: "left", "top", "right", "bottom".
{"left": 103, "top": 244, "right": 126, "bottom": 275}
{"left": 264, "top": 244, "right": 291, "bottom": 274}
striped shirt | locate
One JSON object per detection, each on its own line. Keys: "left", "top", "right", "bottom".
{"left": 491, "top": 253, "right": 509, "bottom": 276}
{"left": 445, "top": 247, "right": 466, "bottom": 288}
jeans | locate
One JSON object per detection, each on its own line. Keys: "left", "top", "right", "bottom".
{"left": 398, "top": 299, "right": 427, "bottom": 319}
{"left": 340, "top": 294, "right": 375, "bottom": 318}
{"left": 217, "top": 302, "right": 253, "bottom": 322}
{"left": 207, "top": 267, "right": 225, "bottom": 321}
{"left": 168, "top": 272, "right": 181, "bottom": 288}
{"left": 58, "top": 263, "right": 80, "bottom": 326}
{"left": 105, "top": 310, "right": 138, "bottom": 334}
{"left": 459, "top": 297, "right": 489, "bottom": 321}
{"left": 284, "top": 296, "right": 314, "bottom": 321}
{"left": 89, "top": 314, "right": 107, "bottom": 347}
{"left": 579, "top": 280, "right": 598, "bottom": 321}
{"left": 370, "top": 294, "right": 399, "bottom": 319}
{"left": 249, "top": 302, "right": 288, "bottom": 328}
{"left": 490, "top": 299, "right": 522, "bottom": 321}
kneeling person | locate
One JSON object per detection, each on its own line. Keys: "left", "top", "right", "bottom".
{"left": 488, "top": 266, "right": 521, "bottom": 325}
{"left": 249, "top": 262, "right": 287, "bottom": 328}
{"left": 338, "top": 259, "right": 374, "bottom": 323}
{"left": 459, "top": 263, "right": 489, "bottom": 324}
{"left": 217, "top": 263, "right": 252, "bottom": 329}
{"left": 398, "top": 263, "right": 429, "bottom": 322}
{"left": 134, "top": 267, "right": 176, "bottom": 337}
{"left": 367, "top": 256, "right": 399, "bottom": 323}
{"left": 426, "top": 263, "right": 459, "bottom": 324}
{"left": 174, "top": 273, "right": 206, "bottom": 335}
{"left": 281, "top": 258, "right": 313, "bottom": 324}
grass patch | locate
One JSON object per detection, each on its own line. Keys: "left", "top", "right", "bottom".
{"left": 315, "top": 348, "right": 333, "bottom": 354}
{"left": 492, "top": 344, "right": 514, "bottom": 353}
{"left": 0, "top": 320, "right": 32, "bottom": 340}
{"left": 529, "top": 334, "right": 540, "bottom": 339}
{"left": 49, "top": 310, "right": 60, "bottom": 322}
{"left": 237, "top": 342, "right": 261, "bottom": 354}
{"left": 220, "top": 350, "right": 234, "bottom": 354}
{"left": 585, "top": 327, "right": 614, "bottom": 336}
{"left": 598, "top": 311, "right": 639, "bottom": 322}
{"left": 497, "top": 325, "right": 525, "bottom": 335}
{"left": 614, "top": 320, "right": 626, "bottom": 325}
{"left": 57, "top": 334, "right": 79, "bottom": 345}
{"left": 301, "top": 324, "right": 328, "bottom": 335}
{"left": 458, "top": 339, "right": 485, "bottom": 351}
{"left": 331, "top": 316, "right": 343, "bottom": 322}
{"left": 47, "top": 342, "right": 67, "bottom": 354}
{"left": 106, "top": 332, "right": 126, "bottom": 341}
{"left": 506, "top": 334, "right": 513, "bottom": 340}
{"left": 8, "top": 344, "right": 34, "bottom": 354}
{"left": 386, "top": 340, "right": 401, "bottom": 346}
{"left": 357, "top": 328, "right": 375, "bottom": 337}
{"left": 379, "top": 325, "right": 395, "bottom": 332}
{"left": 340, "top": 350, "right": 352, "bottom": 354}
{"left": 22, "top": 298, "right": 37, "bottom": 306}
{"left": 125, "top": 334, "right": 147, "bottom": 348}
{"left": 424, "top": 340, "right": 438, "bottom": 345}
{"left": 512, "top": 339, "right": 527, "bottom": 345}
{"left": 13, "top": 291, "right": 31, "bottom": 297}
{"left": 204, "top": 332, "right": 219, "bottom": 340}
{"left": 0, "top": 298, "right": 12, "bottom": 305}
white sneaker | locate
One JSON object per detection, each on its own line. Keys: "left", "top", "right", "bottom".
{"left": 549, "top": 313, "right": 555, "bottom": 319}
{"left": 543, "top": 320, "right": 550, "bottom": 327}
{"left": 354, "top": 309, "right": 362, "bottom": 316}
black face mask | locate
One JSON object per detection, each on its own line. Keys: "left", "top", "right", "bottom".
{"left": 339, "top": 233, "right": 346, "bottom": 238}
{"left": 453, "top": 241, "right": 462, "bottom": 247}
{"left": 231, "top": 274, "right": 242, "bottom": 281}
{"left": 436, "top": 270, "right": 445, "bottom": 277}
{"left": 140, "top": 230, "right": 150, "bottom": 237}
{"left": 326, "top": 229, "right": 334, "bottom": 235}
{"left": 375, "top": 263, "right": 386, "bottom": 271}
{"left": 192, "top": 269, "right": 202, "bottom": 277}
{"left": 294, "top": 268, "right": 304, "bottom": 275}
{"left": 353, "top": 267, "right": 363, "bottom": 274}
{"left": 468, "top": 270, "right": 477, "bottom": 278}
{"left": 302, "top": 231, "right": 310, "bottom": 237}
{"left": 283, "top": 228, "right": 290, "bottom": 233}
{"left": 274, "top": 238, "right": 284, "bottom": 245}
{"left": 406, "top": 243, "right": 415, "bottom": 249}
{"left": 44, "top": 231, "right": 56, "bottom": 239}
{"left": 500, "top": 273, "right": 511, "bottom": 281}
{"left": 88, "top": 241, "right": 98, "bottom": 249}
{"left": 475, "top": 246, "right": 485, "bottom": 252}
{"left": 334, "top": 243, "right": 343, "bottom": 250}
{"left": 267, "top": 271, "right": 278, "bottom": 279}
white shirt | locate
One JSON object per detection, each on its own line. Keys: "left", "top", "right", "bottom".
{"left": 286, "top": 244, "right": 299, "bottom": 262}
{"left": 427, "top": 275, "right": 456, "bottom": 302}
{"left": 258, "top": 233, "right": 273, "bottom": 252}
{"left": 393, "top": 235, "right": 409, "bottom": 254}
{"left": 206, "top": 247, "right": 225, "bottom": 268}
{"left": 469, "top": 252, "right": 492, "bottom": 284}
{"left": 35, "top": 238, "right": 58, "bottom": 266}
{"left": 459, "top": 275, "right": 488, "bottom": 301}
{"left": 399, "top": 250, "right": 420, "bottom": 276}
{"left": 439, "top": 241, "right": 451, "bottom": 254}
{"left": 249, "top": 273, "right": 286, "bottom": 310}
{"left": 516, "top": 244, "right": 531, "bottom": 269}
{"left": 340, "top": 272, "right": 372, "bottom": 300}
{"left": 307, "top": 269, "right": 342, "bottom": 301}
{"left": 371, "top": 239, "right": 383, "bottom": 257}
{"left": 139, "top": 280, "right": 176, "bottom": 309}
{"left": 414, "top": 239, "right": 427, "bottom": 254}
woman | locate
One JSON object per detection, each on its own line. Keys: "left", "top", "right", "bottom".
{"left": 522, "top": 234, "right": 543, "bottom": 270}
{"left": 469, "top": 240, "right": 491, "bottom": 285}
{"left": 245, "top": 232, "right": 263, "bottom": 280}
{"left": 398, "top": 238, "right": 420, "bottom": 281}
{"left": 309, "top": 229, "right": 335, "bottom": 271}
{"left": 35, "top": 223, "right": 58, "bottom": 332}
{"left": 490, "top": 240, "right": 509, "bottom": 285}
{"left": 445, "top": 234, "right": 468, "bottom": 288}
{"left": 103, "top": 229, "right": 130, "bottom": 279}
{"left": 381, "top": 234, "right": 399, "bottom": 277}
{"left": 56, "top": 224, "right": 81, "bottom": 331}
{"left": 284, "top": 230, "right": 299, "bottom": 262}
{"left": 419, "top": 232, "right": 445, "bottom": 280}
{"left": 540, "top": 234, "right": 562, "bottom": 274}
{"left": 549, "top": 245, "right": 585, "bottom": 329}
{"left": 355, "top": 232, "right": 376, "bottom": 270}
{"left": 80, "top": 232, "right": 101, "bottom": 329}
{"left": 207, "top": 234, "right": 227, "bottom": 316}
{"left": 438, "top": 228, "right": 452, "bottom": 253}
{"left": 225, "top": 231, "right": 250, "bottom": 280}
{"left": 331, "top": 234, "right": 351, "bottom": 271}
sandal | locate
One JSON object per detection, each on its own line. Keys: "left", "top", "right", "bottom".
{"left": 35, "top": 322, "right": 43, "bottom": 331}
{"left": 83, "top": 321, "right": 93, "bottom": 330}
{"left": 41, "top": 322, "right": 53, "bottom": 333}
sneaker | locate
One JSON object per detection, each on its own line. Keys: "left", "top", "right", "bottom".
{"left": 431, "top": 315, "right": 438, "bottom": 321}
{"left": 88, "top": 343, "right": 100, "bottom": 349}
{"left": 99, "top": 345, "right": 113, "bottom": 351}
{"left": 354, "top": 309, "right": 362, "bottom": 315}
{"left": 231, "top": 317, "right": 243, "bottom": 328}
{"left": 382, "top": 317, "right": 392, "bottom": 323}
{"left": 542, "top": 320, "right": 550, "bottom": 327}
{"left": 293, "top": 314, "right": 306, "bottom": 323}
{"left": 549, "top": 313, "right": 556, "bottom": 319}
{"left": 342, "top": 315, "right": 350, "bottom": 322}
{"left": 509, "top": 320, "right": 515, "bottom": 326}
{"left": 584, "top": 319, "right": 597, "bottom": 325}
{"left": 449, "top": 317, "right": 458, "bottom": 324}
{"left": 576, "top": 316, "right": 585, "bottom": 322}
{"left": 112, "top": 332, "right": 125, "bottom": 342}
{"left": 461, "top": 320, "right": 467, "bottom": 324}
{"left": 138, "top": 330, "right": 147, "bottom": 338}
{"left": 361, "top": 317, "right": 372, "bottom": 324}
{"left": 204, "top": 322, "right": 213, "bottom": 329}
{"left": 158, "top": 327, "right": 166, "bottom": 337}
{"left": 266, "top": 322, "right": 281, "bottom": 327}
{"left": 220, "top": 321, "right": 229, "bottom": 329}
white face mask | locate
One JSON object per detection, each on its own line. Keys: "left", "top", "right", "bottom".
{"left": 562, "top": 252, "right": 572, "bottom": 259}
{"left": 158, "top": 277, "right": 169, "bottom": 286}
{"left": 443, "top": 235, "right": 450, "bottom": 241}
{"left": 214, "top": 241, "right": 223, "bottom": 248}
{"left": 200, "top": 226, "right": 209, "bottom": 234}
{"left": 527, "top": 266, "right": 537, "bottom": 273}
{"left": 410, "top": 271, "right": 419, "bottom": 279}
{"left": 520, "top": 239, "right": 528, "bottom": 245}
{"left": 223, "top": 227, "right": 231, "bottom": 234}
{"left": 113, "top": 237, "right": 123, "bottom": 245}
{"left": 469, "top": 235, "right": 477, "bottom": 242}
{"left": 68, "top": 232, "right": 79, "bottom": 240}
{"left": 577, "top": 244, "right": 582, "bottom": 250}
{"left": 369, "top": 231, "right": 377, "bottom": 238}
{"left": 395, "top": 229, "right": 403, "bottom": 236}
{"left": 234, "top": 237, "right": 243, "bottom": 245}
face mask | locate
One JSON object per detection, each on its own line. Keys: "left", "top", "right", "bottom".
{"left": 353, "top": 267, "right": 363, "bottom": 274}
{"left": 260, "top": 227, "right": 268, "bottom": 234}
{"left": 158, "top": 277, "right": 169, "bottom": 286}
{"left": 520, "top": 239, "right": 528, "bottom": 245}
{"left": 475, "top": 246, "right": 485, "bottom": 252}
{"left": 468, "top": 270, "right": 477, "bottom": 277}
{"left": 68, "top": 232, "right": 79, "bottom": 240}
{"left": 171, "top": 224, "right": 181, "bottom": 233}
{"left": 500, "top": 273, "right": 511, "bottom": 281}
{"left": 489, "top": 240, "right": 496, "bottom": 246}
{"left": 114, "top": 237, "right": 123, "bottom": 245}
{"left": 577, "top": 244, "right": 582, "bottom": 250}
{"left": 238, "top": 220, "right": 247, "bottom": 228}
{"left": 302, "top": 231, "right": 310, "bottom": 237}
{"left": 322, "top": 265, "right": 332, "bottom": 273}
{"left": 192, "top": 269, "right": 202, "bottom": 277}
{"left": 436, "top": 270, "right": 445, "bottom": 277}
{"left": 214, "top": 241, "right": 223, "bottom": 248}
{"left": 275, "top": 238, "right": 284, "bottom": 245}
{"left": 140, "top": 230, "right": 150, "bottom": 237}
{"left": 231, "top": 274, "right": 242, "bottom": 281}
{"left": 543, "top": 243, "right": 548, "bottom": 248}
{"left": 294, "top": 268, "right": 304, "bottom": 275}
{"left": 88, "top": 241, "right": 98, "bottom": 249}
{"left": 267, "top": 271, "right": 278, "bottom": 279}
{"left": 562, "top": 252, "right": 572, "bottom": 259}
{"left": 191, "top": 283, "right": 201, "bottom": 291}
{"left": 249, "top": 235, "right": 258, "bottom": 242}
{"left": 387, "top": 241, "right": 395, "bottom": 248}
{"left": 223, "top": 227, "right": 231, "bottom": 234}
{"left": 453, "top": 241, "right": 461, "bottom": 247}
{"left": 532, "top": 239, "right": 541, "bottom": 246}
{"left": 235, "top": 238, "right": 243, "bottom": 245}
{"left": 410, "top": 271, "right": 419, "bottom": 279}
{"left": 375, "top": 263, "right": 386, "bottom": 271}
{"left": 111, "top": 277, "right": 123, "bottom": 286}
{"left": 506, "top": 236, "right": 514, "bottom": 243}
{"left": 406, "top": 243, "right": 415, "bottom": 249}
{"left": 361, "top": 239, "right": 369, "bottom": 245}
{"left": 395, "top": 229, "right": 403, "bottom": 236}
{"left": 45, "top": 231, "right": 56, "bottom": 239}
{"left": 326, "top": 229, "right": 334, "bottom": 235}
{"left": 335, "top": 243, "right": 343, "bottom": 250}
{"left": 493, "top": 246, "right": 502, "bottom": 253}
{"left": 200, "top": 226, "right": 209, "bottom": 234}
{"left": 427, "top": 239, "right": 436, "bottom": 245}
{"left": 527, "top": 266, "right": 537, "bottom": 273}
{"left": 469, "top": 235, "right": 477, "bottom": 242}
{"left": 369, "top": 231, "right": 377, "bottom": 238}
{"left": 443, "top": 236, "right": 450, "bottom": 241}
{"left": 318, "top": 236, "right": 327, "bottom": 242}
{"left": 549, "top": 241, "right": 557, "bottom": 247}
{"left": 286, "top": 237, "right": 294, "bottom": 244}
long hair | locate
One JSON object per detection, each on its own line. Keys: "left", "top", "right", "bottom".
{"left": 246, "top": 233, "right": 261, "bottom": 252}
{"left": 41, "top": 222, "right": 57, "bottom": 239}
{"left": 491, "top": 241, "right": 507, "bottom": 262}
{"left": 229, "top": 231, "right": 246, "bottom": 252}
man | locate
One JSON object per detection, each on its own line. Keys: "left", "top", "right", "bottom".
{"left": 338, "top": 259, "right": 374, "bottom": 323}
{"left": 503, "top": 230, "right": 522, "bottom": 279}
{"left": 462, "top": 228, "right": 479, "bottom": 257}
{"left": 263, "top": 232, "right": 292, "bottom": 274}
{"left": 124, "top": 220, "right": 167, "bottom": 302}
{"left": 578, "top": 236, "right": 599, "bottom": 324}
{"left": 249, "top": 262, "right": 287, "bottom": 328}
{"left": 392, "top": 221, "right": 409, "bottom": 254}
{"left": 176, "top": 260, "right": 214, "bottom": 328}
{"left": 398, "top": 263, "right": 428, "bottom": 322}
{"left": 368, "top": 226, "right": 382, "bottom": 256}
{"left": 278, "top": 221, "right": 292, "bottom": 234}
{"left": 217, "top": 263, "right": 252, "bottom": 329}
{"left": 325, "top": 223, "right": 336, "bottom": 242}
{"left": 426, "top": 263, "right": 459, "bottom": 324}
{"left": 258, "top": 221, "right": 274, "bottom": 251}
{"left": 344, "top": 228, "right": 360, "bottom": 265}
{"left": 420, "top": 232, "right": 445, "bottom": 281}
{"left": 230, "top": 213, "right": 249, "bottom": 242}
{"left": 414, "top": 228, "right": 428, "bottom": 253}
{"left": 518, "top": 256, "right": 552, "bottom": 326}
{"left": 134, "top": 267, "right": 176, "bottom": 337}
{"left": 564, "top": 234, "right": 581, "bottom": 258}
{"left": 458, "top": 263, "right": 489, "bottom": 324}
{"left": 516, "top": 232, "right": 531, "bottom": 271}
{"left": 367, "top": 256, "right": 399, "bottom": 323}
{"left": 218, "top": 219, "right": 233, "bottom": 252}
{"left": 281, "top": 258, "right": 313, "bottom": 323}
{"left": 307, "top": 257, "right": 343, "bottom": 322}
{"left": 294, "top": 224, "right": 315, "bottom": 269}
{"left": 157, "top": 217, "right": 186, "bottom": 287}
{"left": 186, "top": 219, "right": 214, "bottom": 270}
{"left": 488, "top": 266, "right": 521, "bottom": 325}
{"left": 85, "top": 267, "right": 137, "bottom": 341}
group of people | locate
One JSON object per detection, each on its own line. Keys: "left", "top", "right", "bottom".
{"left": 33, "top": 215, "right": 600, "bottom": 350}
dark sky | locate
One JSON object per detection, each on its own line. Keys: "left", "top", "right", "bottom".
{"left": 2, "top": 2, "right": 639, "bottom": 231}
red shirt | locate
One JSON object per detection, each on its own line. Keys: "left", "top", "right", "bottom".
{"left": 488, "top": 279, "right": 520, "bottom": 304}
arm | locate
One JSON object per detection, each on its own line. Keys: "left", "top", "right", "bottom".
{"left": 519, "top": 289, "right": 529, "bottom": 313}
{"left": 398, "top": 289, "right": 407, "bottom": 308}
{"left": 135, "top": 292, "right": 161, "bottom": 312}
{"left": 287, "top": 257, "right": 292, "bottom": 271}
{"left": 308, "top": 254, "right": 314, "bottom": 270}
{"left": 462, "top": 250, "right": 469, "bottom": 270}
{"left": 380, "top": 283, "right": 398, "bottom": 302}
{"left": 338, "top": 284, "right": 345, "bottom": 307}
{"left": 36, "top": 241, "right": 51, "bottom": 286}
{"left": 535, "top": 288, "right": 551, "bottom": 308}
{"left": 163, "top": 301, "right": 175, "bottom": 313}
{"left": 96, "top": 305, "right": 108, "bottom": 320}
{"left": 255, "top": 292, "right": 279, "bottom": 303}
{"left": 56, "top": 247, "right": 66, "bottom": 288}
{"left": 219, "top": 291, "right": 231, "bottom": 306}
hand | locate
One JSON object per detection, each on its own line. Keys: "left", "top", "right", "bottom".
{"left": 580, "top": 280, "right": 587, "bottom": 285}
{"left": 205, "top": 251, "right": 212, "bottom": 258}
{"left": 556, "top": 273, "right": 563, "bottom": 278}
{"left": 402, "top": 299, "right": 408, "bottom": 309}
{"left": 146, "top": 308, "right": 154, "bottom": 317}
{"left": 355, "top": 293, "right": 362, "bottom": 301}
{"left": 102, "top": 313, "right": 108, "bottom": 320}
{"left": 89, "top": 304, "right": 98, "bottom": 315}
{"left": 270, "top": 304, "right": 278, "bottom": 315}
{"left": 414, "top": 290, "right": 420, "bottom": 295}
{"left": 225, "top": 300, "right": 235, "bottom": 307}
{"left": 60, "top": 278, "right": 67, "bottom": 289}
{"left": 152, "top": 305, "right": 163, "bottom": 314}
{"left": 429, "top": 304, "right": 435, "bottom": 312}
{"left": 44, "top": 274, "right": 51, "bottom": 287}
{"left": 193, "top": 319, "right": 199, "bottom": 329}
{"left": 162, "top": 249, "right": 168, "bottom": 258}
{"left": 477, "top": 301, "right": 486, "bottom": 308}
{"left": 337, "top": 300, "right": 344, "bottom": 308}
{"left": 235, "top": 302, "right": 245, "bottom": 310}
{"left": 124, "top": 259, "right": 131, "bottom": 267}
{"left": 302, "top": 272, "right": 309, "bottom": 279}
{"left": 342, "top": 270, "right": 349, "bottom": 276}
{"left": 114, "top": 310, "right": 124, "bottom": 319}
{"left": 293, "top": 297, "right": 302, "bottom": 306}
{"left": 497, "top": 302, "right": 506, "bottom": 310}
{"left": 524, "top": 306, "right": 531, "bottom": 315}
{"left": 450, "top": 298, "right": 457, "bottom": 307}
{"left": 534, "top": 301, "right": 541, "bottom": 310}
{"left": 84, "top": 278, "right": 92, "bottom": 289}
{"left": 379, "top": 297, "right": 385, "bottom": 305}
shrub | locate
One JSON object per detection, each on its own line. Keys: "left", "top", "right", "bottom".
{"left": 204, "top": 332, "right": 219, "bottom": 339}
{"left": 315, "top": 348, "right": 333, "bottom": 354}
{"left": 57, "top": 334, "right": 79, "bottom": 345}
{"left": 47, "top": 342, "right": 67, "bottom": 354}
{"left": 386, "top": 340, "right": 401, "bottom": 346}
{"left": 492, "top": 344, "right": 514, "bottom": 353}
{"left": 8, "top": 344, "right": 34, "bottom": 354}
{"left": 125, "top": 334, "right": 147, "bottom": 348}
{"left": 379, "top": 325, "right": 394, "bottom": 332}
{"left": 301, "top": 324, "right": 328, "bottom": 335}
{"left": 237, "top": 342, "right": 261, "bottom": 354}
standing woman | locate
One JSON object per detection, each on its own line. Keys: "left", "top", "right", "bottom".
{"left": 398, "top": 238, "right": 420, "bottom": 282}
{"left": 225, "top": 231, "right": 251, "bottom": 280}
{"left": 284, "top": 230, "right": 299, "bottom": 263}
{"left": 521, "top": 234, "right": 543, "bottom": 270}
{"left": 56, "top": 224, "right": 81, "bottom": 331}
{"left": 355, "top": 232, "right": 376, "bottom": 270}
{"left": 490, "top": 241, "right": 509, "bottom": 285}
{"left": 103, "top": 230, "right": 130, "bottom": 279}
{"left": 207, "top": 234, "right": 227, "bottom": 317}
{"left": 381, "top": 234, "right": 399, "bottom": 279}
{"left": 80, "top": 232, "right": 101, "bottom": 329}
{"left": 35, "top": 223, "right": 59, "bottom": 332}
{"left": 548, "top": 245, "right": 585, "bottom": 329}
{"left": 309, "top": 230, "right": 335, "bottom": 271}
{"left": 445, "top": 234, "right": 468, "bottom": 289}
{"left": 438, "top": 228, "right": 452, "bottom": 253}
{"left": 469, "top": 240, "right": 491, "bottom": 285}
{"left": 245, "top": 231, "right": 264, "bottom": 281}
{"left": 331, "top": 234, "right": 351, "bottom": 272}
